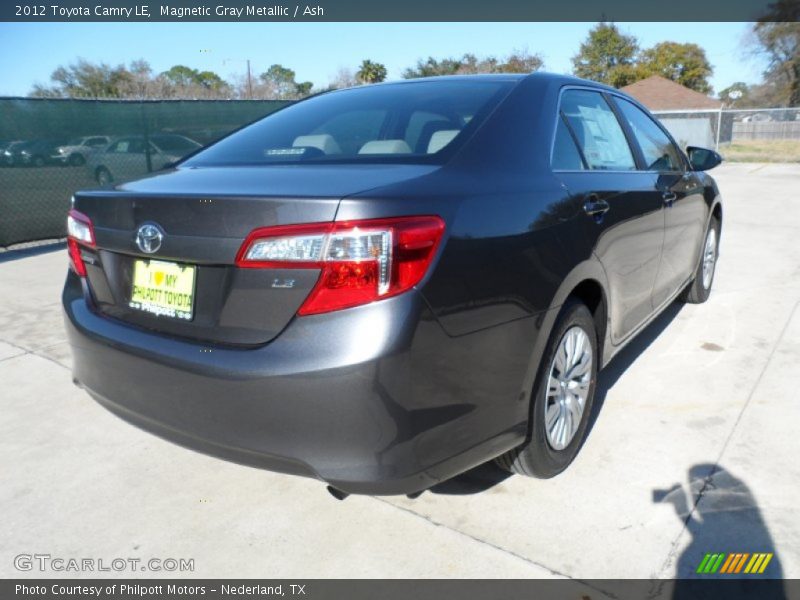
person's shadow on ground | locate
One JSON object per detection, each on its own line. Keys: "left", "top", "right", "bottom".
{"left": 654, "top": 463, "right": 785, "bottom": 600}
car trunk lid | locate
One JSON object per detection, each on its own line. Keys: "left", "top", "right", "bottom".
{"left": 72, "top": 163, "right": 438, "bottom": 346}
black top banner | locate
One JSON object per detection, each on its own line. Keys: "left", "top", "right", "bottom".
{"left": 1, "top": 0, "right": 797, "bottom": 22}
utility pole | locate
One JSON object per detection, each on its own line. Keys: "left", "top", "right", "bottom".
{"left": 224, "top": 58, "right": 254, "bottom": 99}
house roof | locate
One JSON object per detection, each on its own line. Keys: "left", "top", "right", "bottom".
{"left": 620, "top": 75, "right": 722, "bottom": 111}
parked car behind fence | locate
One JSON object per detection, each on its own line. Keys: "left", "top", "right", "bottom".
{"left": 87, "top": 134, "right": 202, "bottom": 185}
{"left": 55, "top": 136, "right": 112, "bottom": 166}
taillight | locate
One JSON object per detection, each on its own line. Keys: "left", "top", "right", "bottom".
{"left": 66, "top": 208, "right": 95, "bottom": 277}
{"left": 236, "top": 216, "right": 445, "bottom": 315}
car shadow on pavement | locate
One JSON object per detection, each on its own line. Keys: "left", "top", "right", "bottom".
{"left": 655, "top": 463, "right": 785, "bottom": 599}
{"left": 0, "top": 240, "right": 65, "bottom": 263}
{"left": 429, "top": 300, "right": 685, "bottom": 496}
{"left": 586, "top": 300, "right": 684, "bottom": 438}
{"left": 428, "top": 460, "right": 512, "bottom": 495}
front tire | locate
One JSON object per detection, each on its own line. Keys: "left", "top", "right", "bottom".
{"left": 96, "top": 167, "right": 113, "bottom": 185}
{"left": 496, "top": 300, "right": 598, "bottom": 478}
{"left": 680, "top": 216, "right": 719, "bottom": 304}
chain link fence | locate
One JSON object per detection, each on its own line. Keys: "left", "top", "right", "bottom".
{"left": 3, "top": 99, "right": 798, "bottom": 248}
{"left": 0, "top": 98, "right": 289, "bottom": 247}
{"left": 652, "top": 107, "right": 800, "bottom": 163}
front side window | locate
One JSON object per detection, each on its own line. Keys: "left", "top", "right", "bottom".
{"left": 183, "top": 80, "right": 515, "bottom": 166}
{"left": 110, "top": 140, "right": 130, "bottom": 153}
{"left": 560, "top": 89, "right": 636, "bottom": 171}
{"left": 613, "top": 97, "right": 683, "bottom": 172}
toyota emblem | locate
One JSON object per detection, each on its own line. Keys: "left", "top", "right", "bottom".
{"left": 135, "top": 223, "right": 164, "bottom": 254}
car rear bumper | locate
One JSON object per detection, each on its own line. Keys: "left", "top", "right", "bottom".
{"left": 63, "top": 272, "right": 530, "bottom": 495}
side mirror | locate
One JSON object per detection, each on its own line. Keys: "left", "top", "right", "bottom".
{"left": 687, "top": 146, "right": 723, "bottom": 171}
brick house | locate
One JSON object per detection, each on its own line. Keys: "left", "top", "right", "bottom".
{"left": 620, "top": 75, "right": 722, "bottom": 111}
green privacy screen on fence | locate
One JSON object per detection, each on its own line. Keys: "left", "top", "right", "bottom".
{"left": 0, "top": 97, "right": 290, "bottom": 247}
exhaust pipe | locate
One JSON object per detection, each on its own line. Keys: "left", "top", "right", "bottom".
{"left": 326, "top": 486, "right": 349, "bottom": 501}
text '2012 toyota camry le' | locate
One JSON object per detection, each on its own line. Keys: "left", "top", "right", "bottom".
{"left": 63, "top": 73, "right": 723, "bottom": 496}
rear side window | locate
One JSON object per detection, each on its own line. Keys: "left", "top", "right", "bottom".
{"left": 560, "top": 90, "right": 636, "bottom": 171}
{"left": 552, "top": 117, "right": 585, "bottom": 170}
{"left": 612, "top": 97, "right": 683, "bottom": 172}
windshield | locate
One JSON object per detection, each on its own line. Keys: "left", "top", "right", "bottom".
{"left": 184, "top": 79, "right": 516, "bottom": 167}
{"left": 67, "top": 137, "right": 84, "bottom": 146}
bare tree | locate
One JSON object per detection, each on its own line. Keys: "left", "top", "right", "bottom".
{"left": 751, "top": 17, "right": 800, "bottom": 106}
{"left": 328, "top": 67, "right": 358, "bottom": 89}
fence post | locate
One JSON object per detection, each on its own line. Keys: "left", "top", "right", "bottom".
{"left": 715, "top": 108, "right": 722, "bottom": 151}
{"left": 141, "top": 101, "right": 153, "bottom": 173}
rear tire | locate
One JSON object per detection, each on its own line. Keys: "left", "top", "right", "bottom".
{"left": 496, "top": 300, "right": 598, "bottom": 478}
{"left": 680, "top": 216, "right": 719, "bottom": 304}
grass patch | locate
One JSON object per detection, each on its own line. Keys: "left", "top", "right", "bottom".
{"left": 721, "top": 139, "right": 800, "bottom": 163}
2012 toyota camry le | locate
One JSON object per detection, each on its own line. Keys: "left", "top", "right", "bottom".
{"left": 63, "top": 73, "right": 723, "bottom": 496}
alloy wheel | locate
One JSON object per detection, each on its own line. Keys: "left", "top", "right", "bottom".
{"left": 544, "top": 326, "right": 593, "bottom": 451}
{"left": 702, "top": 228, "right": 717, "bottom": 289}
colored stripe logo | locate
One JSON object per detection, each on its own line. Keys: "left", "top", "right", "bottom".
{"left": 696, "top": 552, "right": 773, "bottom": 574}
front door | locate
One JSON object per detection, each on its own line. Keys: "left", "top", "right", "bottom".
{"left": 611, "top": 96, "right": 708, "bottom": 307}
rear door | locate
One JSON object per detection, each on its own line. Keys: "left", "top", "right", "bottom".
{"left": 610, "top": 96, "right": 708, "bottom": 307}
{"left": 553, "top": 88, "right": 665, "bottom": 343}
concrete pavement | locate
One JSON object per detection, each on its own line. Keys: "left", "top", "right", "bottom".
{"left": 1, "top": 163, "right": 798, "bottom": 584}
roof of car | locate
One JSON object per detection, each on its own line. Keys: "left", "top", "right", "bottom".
{"left": 359, "top": 71, "right": 616, "bottom": 92}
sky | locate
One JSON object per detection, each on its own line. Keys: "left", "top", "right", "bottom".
{"left": 0, "top": 22, "right": 765, "bottom": 97}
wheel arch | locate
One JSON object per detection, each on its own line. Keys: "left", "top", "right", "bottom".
{"left": 712, "top": 200, "right": 723, "bottom": 229}
{"left": 565, "top": 279, "right": 608, "bottom": 367}
{"left": 498, "top": 262, "right": 611, "bottom": 475}
{"left": 548, "top": 258, "right": 611, "bottom": 363}
{"left": 518, "top": 258, "right": 612, "bottom": 412}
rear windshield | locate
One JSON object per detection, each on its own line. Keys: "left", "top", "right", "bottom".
{"left": 183, "top": 79, "right": 515, "bottom": 167}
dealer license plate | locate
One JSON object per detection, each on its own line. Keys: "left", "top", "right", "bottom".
{"left": 129, "top": 259, "right": 195, "bottom": 320}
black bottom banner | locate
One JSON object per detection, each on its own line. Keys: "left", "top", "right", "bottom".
{"left": 3, "top": 579, "right": 796, "bottom": 600}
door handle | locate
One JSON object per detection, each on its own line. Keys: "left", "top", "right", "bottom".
{"left": 662, "top": 191, "right": 677, "bottom": 207}
{"left": 583, "top": 196, "right": 610, "bottom": 218}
